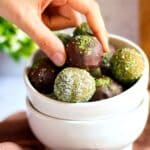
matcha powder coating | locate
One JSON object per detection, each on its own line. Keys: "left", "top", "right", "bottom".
{"left": 74, "top": 35, "right": 98, "bottom": 54}
{"left": 54, "top": 67, "right": 96, "bottom": 103}
{"left": 110, "top": 48, "right": 144, "bottom": 84}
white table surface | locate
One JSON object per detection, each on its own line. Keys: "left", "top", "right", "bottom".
{"left": 0, "top": 76, "right": 26, "bottom": 121}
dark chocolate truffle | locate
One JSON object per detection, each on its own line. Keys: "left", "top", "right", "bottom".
{"left": 66, "top": 35, "right": 103, "bottom": 70}
{"left": 91, "top": 76, "right": 123, "bottom": 101}
{"left": 28, "top": 58, "right": 57, "bottom": 94}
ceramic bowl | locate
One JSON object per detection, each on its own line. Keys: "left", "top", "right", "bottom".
{"left": 26, "top": 91, "right": 149, "bottom": 150}
{"left": 24, "top": 34, "right": 149, "bottom": 121}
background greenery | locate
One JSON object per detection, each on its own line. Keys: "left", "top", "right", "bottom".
{"left": 0, "top": 17, "right": 38, "bottom": 61}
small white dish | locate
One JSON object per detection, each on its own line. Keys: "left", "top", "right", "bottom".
{"left": 24, "top": 34, "right": 149, "bottom": 121}
{"left": 26, "top": 91, "right": 149, "bottom": 150}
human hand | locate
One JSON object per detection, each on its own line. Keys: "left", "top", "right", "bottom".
{"left": 0, "top": 0, "right": 108, "bottom": 66}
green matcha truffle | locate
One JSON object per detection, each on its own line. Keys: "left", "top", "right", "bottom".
{"left": 110, "top": 48, "right": 144, "bottom": 84}
{"left": 73, "top": 22, "right": 93, "bottom": 36}
{"left": 96, "top": 76, "right": 112, "bottom": 87}
{"left": 91, "top": 76, "right": 123, "bottom": 101}
{"left": 54, "top": 67, "right": 96, "bottom": 103}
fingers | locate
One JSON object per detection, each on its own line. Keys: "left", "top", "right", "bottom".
{"left": 42, "top": 0, "right": 109, "bottom": 51}
{"left": 42, "top": 4, "right": 82, "bottom": 30}
{"left": 51, "top": 0, "right": 67, "bottom": 6}
{"left": 68, "top": 0, "right": 109, "bottom": 51}
{"left": 0, "top": 142, "right": 22, "bottom": 150}
{"left": 38, "top": 0, "right": 52, "bottom": 13}
{"left": 43, "top": 14, "right": 80, "bottom": 30}
{"left": 23, "top": 17, "right": 66, "bottom": 66}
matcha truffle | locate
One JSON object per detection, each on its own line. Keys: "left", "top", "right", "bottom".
{"left": 110, "top": 48, "right": 144, "bottom": 84}
{"left": 66, "top": 35, "right": 103, "bottom": 70}
{"left": 54, "top": 67, "right": 96, "bottom": 103}
{"left": 29, "top": 58, "right": 57, "bottom": 94}
{"left": 91, "top": 76, "right": 123, "bottom": 101}
{"left": 73, "top": 22, "right": 93, "bottom": 36}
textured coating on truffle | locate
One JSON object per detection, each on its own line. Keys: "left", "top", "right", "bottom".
{"left": 110, "top": 48, "right": 144, "bottom": 84}
{"left": 91, "top": 76, "right": 123, "bottom": 101}
{"left": 73, "top": 22, "right": 93, "bottom": 36}
{"left": 66, "top": 35, "right": 103, "bottom": 70}
{"left": 95, "top": 76, "right": 112, "bottom": 87}
{"left": 54, "top": 67, "right": 96, "bottom": 103}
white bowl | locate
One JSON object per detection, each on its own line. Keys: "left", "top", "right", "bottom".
{"left": 26, "top": 91, "right": 149, "bottom": 150}
{"left": 24, "top": 34, "right": 149, "bottom": 120}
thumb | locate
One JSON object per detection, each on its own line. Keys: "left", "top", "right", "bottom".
{"left": 25, "top": 18, "right": 66, "bottom": 66}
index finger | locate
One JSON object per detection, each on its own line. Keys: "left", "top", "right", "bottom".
{"left": 68, "top": 0, "right": 109, "bottom": 51}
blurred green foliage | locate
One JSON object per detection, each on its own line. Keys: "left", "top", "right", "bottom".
{"left": 0, "top": 17, "right": 38, "bottom": 61}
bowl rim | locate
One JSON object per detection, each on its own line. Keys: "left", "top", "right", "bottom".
{"left": 24, "top": 34, "right": 149, "bottom": 107}
{"left": 26, "top": 91, "right": 149, "bottom": 122}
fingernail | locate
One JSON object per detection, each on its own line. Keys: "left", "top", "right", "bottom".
{"left": 51, "top": 52, "right": 65, "bottom": 66}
